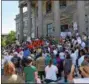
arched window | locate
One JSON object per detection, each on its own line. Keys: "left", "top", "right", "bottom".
{"left": 46, "top": 0, "right": 52, "bottom": 13}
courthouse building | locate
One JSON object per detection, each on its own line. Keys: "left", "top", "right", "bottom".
{"left": 15, "top": 0, "right": 89, "bottom": 42}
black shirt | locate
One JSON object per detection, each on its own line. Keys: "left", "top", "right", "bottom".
{"left": 11, "top": 56, "right": 21, "bottom": 68}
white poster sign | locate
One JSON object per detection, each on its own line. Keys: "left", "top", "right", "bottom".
{"left": 27, "top": 36, "right": 31, "bottom": 42}
{"left": 16, "top": 40, "right": 20, "bottom": 45}
{"left": 60, "top": 32, "right": 67, "bottom": 38}
{"left": 31, "top": 32, "right": 35, "bottom": 38}
{"left": 73, "top": 22, "right": 78, "bottom": 30}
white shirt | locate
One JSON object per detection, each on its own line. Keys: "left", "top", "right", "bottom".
{"left": 73, "top": 40, "right": 77, "bottom": 45}
{"left": 42, "top": 53, "right": 47, "bottom": 58}
{"left": 60, "top": 32, "right": 67, "bottom": 39}
{"left": 74, "top": 49, "right": 79, "bottom": 59}
{"left": 48, "top": 47, "right": 50, "bottom": 52}
{"left": 57, "top": 45, "right": 62, "bottom": 49}
{"left": 59, "top": 52, "right": 65, "bottom": 60}
{"left": 78, "top": 56, "right": 84, "bottom": 66}
{"left": 4, "top": 55, "right": 13, "bottom": 62}
{"left": 45, "top": 65, "right": 58, "bottom": 81}
{"left": 16, "top": 40, "right": 20, "bottom": 46}
{"left": 46, "top": 41, "right": 49, "bottom": 46}
{"left": 77, "top": 37, "right": 82, "bottom": 44}
{"left": 18, "top": 51, "right": 23, "bottom": 59}
{"left": 71, "top": 53, "right": 77, "bottom": 65}
{"left": 81, "top": 42, "right": 86, "bottom": 49}
{"left": 67, "top": 32, "right": 72, "bottom": 37}
{"left": 57, "top": 45, "right": 62, "bottom": 51}
{"left": 53, "top": 49, "right": 57, "bottom": 56}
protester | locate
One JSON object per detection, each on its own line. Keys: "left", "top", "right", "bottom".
{"left": 2, "top": 62, "right": 24, "bottom": 83}
{"left": 79, "top": 55, "right": 89, "bottom": 77}
{"left": 64, "top": 53, "right": 74, "bottom": 82}
{"left": 11, "top": 52, "right": 22, "bottom": 75}
{"left": 59, "top": 50, "right": 65, "bottom": 61}
{"left": 1, "top": 56, "right": 5, "bottom": 75}
{"left": 23, "top": 47, "right": 30, "bottom": 58}
{"left": 45, "top": 59, "right": 58, "bottom": 83}
{"left": 18, "top": 49, "right": 23, "bottom": 59}
{"left": 56, "top": 53, "right": 63, "bottom": 79}
{"left": 4, "top": 51, "right": 13, "bottom": 62}
{"left": 36, "top": 52, "right": 45, "bottom": 80}
{"left": 78, "top": 49, "right": 85, "bottom": 67}
{"left": 71, "top": 49, "right": 77, "bottom": 66}
{"left": 2, "top": 31, "right": 89, "bottom": 83}
{"left": 45, "top": 51, "right": 51, "bottom": 66}
{"left": 23, "top": 57, "right": 41, "bottom": 83}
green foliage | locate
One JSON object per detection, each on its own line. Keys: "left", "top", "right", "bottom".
{"left": 6, "top": 31, "right": 16, "bottom": 44}
{"left": 1, "top": 31, "right": 16, "bottom": 47}
{"left": 1, "top": 37, "right": 6, "bottom": 47}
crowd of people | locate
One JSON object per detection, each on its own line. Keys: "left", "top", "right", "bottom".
{"left": 1, "top": 32, "right": 89, "bottom": 83}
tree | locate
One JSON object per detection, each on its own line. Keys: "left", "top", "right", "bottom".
{"left": 1, "top": 37, "right": 6, "bottom": 47}
{"left": 6, "top": 31, "right": 16, "bottom": 45}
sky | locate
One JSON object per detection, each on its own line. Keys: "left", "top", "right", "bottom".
{"left": 2, "top": 1, "right": 19, "bottom": 35}
{"left": 2, "top": 1, "right": 27, "bottom": 35}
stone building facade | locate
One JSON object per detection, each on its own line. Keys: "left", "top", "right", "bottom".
{"left": 15, "top": 0, "right": 89, "bottom": 42}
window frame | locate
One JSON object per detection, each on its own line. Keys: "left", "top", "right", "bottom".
{"left": 60, "top": 0, "right": 67, "bottom": 8}
{"left": 46, "top": 0, "right": 52, "bottom": 14}
{"left": 47, "top": 23, "right": 53, "bottom": 36}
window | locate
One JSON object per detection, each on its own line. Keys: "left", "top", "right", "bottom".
{"left": 46, "top": 0, "right": 52, "bottom": 13}
{"left": 47, "top": 23, "right": 53, "bottom": 36}
{"left": 60, "top": 0, "right": 66, "bottom": 8}
{"left": 61, "top": 24, "right": 68, "bottom": 32}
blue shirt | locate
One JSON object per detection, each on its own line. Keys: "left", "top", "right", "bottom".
{"left": 45, "top": 55, "right": 51, "bottom": 66}
{"left": 23, "top": 49, "right": 30, "bottom": 57}
{"left": 53, "top": 58, "right": 57, "bottom": 65}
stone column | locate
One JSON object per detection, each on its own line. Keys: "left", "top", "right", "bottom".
{"left": 77, "top": 1, "right": 86, "bottom": 34}
{"left": 33, "top": 8, "right": 36, "bottom": 38}
{"left": 27, "top": 0, "right": 32, "bottom": 38}
{"left": 38, "top": 1, "right": 43, "bottom": 38}
{"left": 19, "top": 6, "right": 24, "bottom": 42}
{"left": 31, "top": 8, "right": 36, "bottom": 39}
{"left": 53, "top": 1, "right": 61, "bottom": 38}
